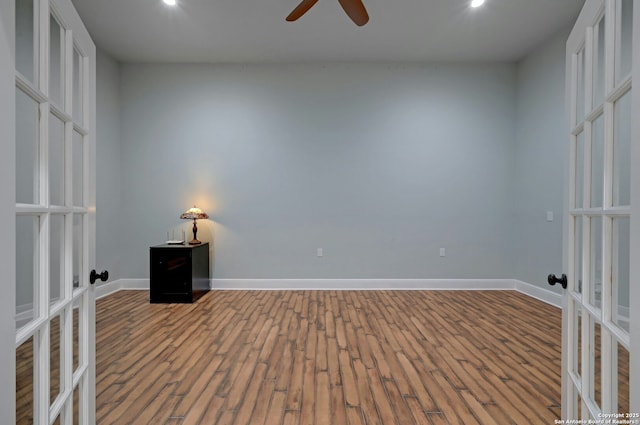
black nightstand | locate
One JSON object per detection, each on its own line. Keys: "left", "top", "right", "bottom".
{"left": 150, "top": 243, "right": 210, "bottom": 303}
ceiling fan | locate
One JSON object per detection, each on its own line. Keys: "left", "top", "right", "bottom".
{"left": 286, "top": 0, "right": 369, "bottom": 26}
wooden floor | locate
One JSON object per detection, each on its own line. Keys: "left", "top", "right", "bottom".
{"left": 92, "top": 290, "right": 564, "bottom": 424}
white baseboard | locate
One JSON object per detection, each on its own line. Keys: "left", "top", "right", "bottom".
{"left": 95, "top": 279, "right": 149, "bottom": 300}
{"left": 95, "top": 280, "right": 122, "bottom": 299}
{"left": 117, "top": 278, "right": 150, "bottom": 290}
{"left": 211, "top": 278, "right": 515, "bottom": 291}
{"left": 94, "top": 277, "right": 562, "bottom": 309}
{"left": 512, "top": 279, "right": 562, "bottom": 308}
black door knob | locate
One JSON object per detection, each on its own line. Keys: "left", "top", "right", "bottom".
{"left": 547, "top": 273, "right": 567, "bottom": 289}
{"left": 90, "top": 270, "right": 109, "bottom": 284}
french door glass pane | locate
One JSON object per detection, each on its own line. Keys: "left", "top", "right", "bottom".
{"left": 73, "top": 48, "right": 84, "bottom": 126}
{"left": 73, "top": 215, "right": 83, "bottom": 289}
{"left": 617, "top": 342, "right": 630, "bottom": 414}
{"left": 51, "top": 314, "right": 62, "bottom": 405}
{"left": 578, "top": 393, "right": 583, "bottom": 420}
{"left": 591, "top": 321, "right": 602, "bottom": 409}
{"left": 591, "top": 115, "right": 604, "bottom": 208}
{"left": 613, "top": 217, "right": 630, "bottom": 332}
{"left": 593, "top": 15, "right": 606, "bottom": 107}
{"left": 50, "top": 113, "right": 65, "bottom": 206}
{"left": 575, "top": 132, "right": 585, "bottom": 208}
{"left": 574, "top": 215, "right": 583, "bottom": 294}
{"left": 16, "top": 215, "right": 38, "bottom": 330}
{"left": 613, "top": 90, "right": 631, "bottom": 207}
{"left": 15, "top": 0, "right": 35, "bottom": 84}
{"left": 572, "top": 301, "right": 582, "bottom": 377}
{"left": 50, "top": 214, "right": 64, "bottom": 305}
{"left": 49, "top": 14, "right": 63, "bottom": 108}
{"left": 73, "top": 303, "right": 80, "bottom": 372}
{"left": 73, "top": 385, "right": 79, "bottom": 425}
{"left": 616, "top": 0, "right": 633, "bottom": 84}
{"left": 576, "top": 48, "right": 586, "bottom": 125}
{"left": 16, "top": 336, "right": 34, "bottom": 425}
{"left": 590, "top": 217, "right": 603, "bottom": 310}
{"left": 73, "top": 131, "right": 84, "bottom": 207}
{"left": 16, "top": 88, "right": 39, "bottom": 205}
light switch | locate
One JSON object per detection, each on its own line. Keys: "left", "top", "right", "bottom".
{"left": 546, "top": 211, "right": 554, "bottom": 222}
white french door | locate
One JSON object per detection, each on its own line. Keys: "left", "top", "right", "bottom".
{"left": 12, "top": 0, "right": 97, "bottom": 424}
{"left": 563, "top": 0, "right": 638, "bottom": 420}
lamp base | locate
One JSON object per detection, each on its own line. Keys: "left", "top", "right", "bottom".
{"left": 189, "top": 219, "right": 202, "bottom": 245}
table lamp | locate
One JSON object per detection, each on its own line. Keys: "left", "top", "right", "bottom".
{"left": 180, "top": 206, "right": 209, "bottom": 245}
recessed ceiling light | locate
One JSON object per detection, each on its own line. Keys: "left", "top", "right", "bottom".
{"left": 471, "top": 0, "right": 485, "bottom": 7}
{"left": 163, "top": 0, "right": 177, "bottom": 6}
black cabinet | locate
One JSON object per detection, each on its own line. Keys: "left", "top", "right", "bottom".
{"left": 150, "top": 243, "right": 210, "bottom": 303}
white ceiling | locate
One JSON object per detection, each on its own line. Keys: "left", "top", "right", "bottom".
{"left": 70, "top": 0, "right": 585, "bottom": 63}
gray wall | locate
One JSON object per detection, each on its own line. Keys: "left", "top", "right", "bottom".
{"left": 96, "top": 49, "right": 123, "bottom": 282}
{"left": 512, "top": 30, "right": 569, "bottom": 291}
{"left": 118, "top": 63, "right": 517, "bottom": 280}
{"left": 92, "top": 30, "right": 580, "bottom": 286}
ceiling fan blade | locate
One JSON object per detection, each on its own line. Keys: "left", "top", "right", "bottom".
{"left": 286, "top": 0, "right": 320, "bottom": 21}
{"left": 337, "top": 0, "right": 369, "bottom": 26}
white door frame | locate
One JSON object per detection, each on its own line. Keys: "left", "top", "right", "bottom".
{"left": 1, "top": 0, "right": 17, "bottom": 423}
{"left": 4, "top": 0, "right": 97, "bottom": 422}
{"left": 564, "top": 0, "right": 638, "bottom": 418}
{"left": 630, "top": 0, "right": 640, "bottom": 412}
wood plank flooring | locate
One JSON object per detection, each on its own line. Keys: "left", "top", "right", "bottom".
{"left": 92, "top": 290, "right": 563, "bottom": 424}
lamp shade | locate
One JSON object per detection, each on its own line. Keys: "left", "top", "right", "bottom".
{"left": 180, "top": 206, "right": 209, "bottom": 220}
